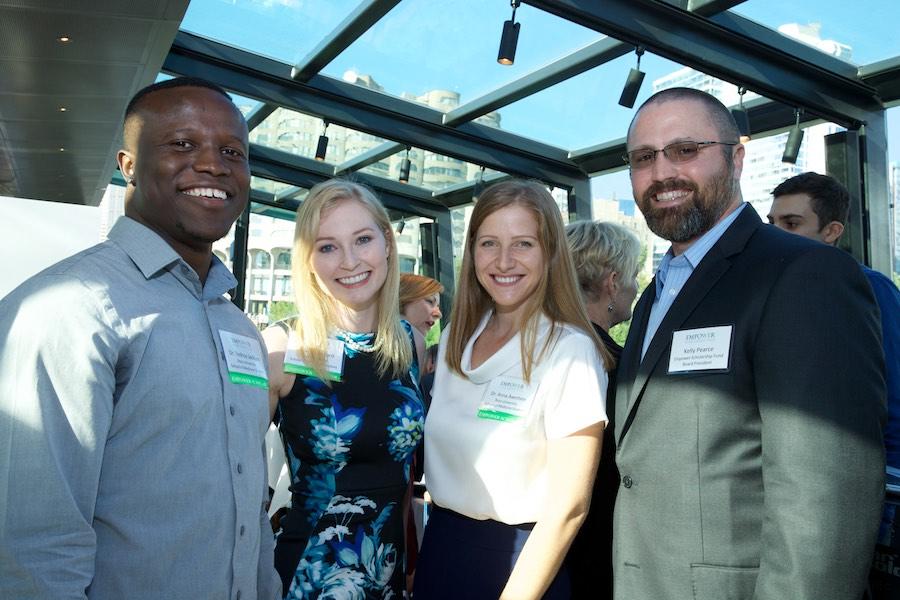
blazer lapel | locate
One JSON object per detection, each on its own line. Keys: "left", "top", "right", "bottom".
{"left": 618, "top": 206, "right": 763, "bottom": 444}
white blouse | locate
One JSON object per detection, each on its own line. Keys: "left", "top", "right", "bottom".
{"left": 424, "top": 311, "right": 608, "bottom": 524}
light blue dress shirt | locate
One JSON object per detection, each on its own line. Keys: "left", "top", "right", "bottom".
{"left": 0, "top": 217, "right": 281, "bottom": 600}
{"left": 641, "top": 204, "right": 748, "bottom": 359}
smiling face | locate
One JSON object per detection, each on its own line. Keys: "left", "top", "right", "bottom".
{"left": 310, "top": 197, "right": 390, "bottom": 321}
{"left": 473, "top": 204, "right": 545, "bottom": 322}
{"left": 628, "top": 98, "right": 743, "bottom": 252}
{"left": 402, "top": 293, "right": 442, "bottom": 336}
{"left": 119, "top": 86, "right": 250, "bottom": 258}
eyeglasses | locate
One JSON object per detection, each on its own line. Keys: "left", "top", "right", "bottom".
{"left": 623, "top": 141, "right": 737, "bottom": 170}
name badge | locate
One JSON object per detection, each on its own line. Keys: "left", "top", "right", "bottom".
{"left": 668, "top": 325, "right": 733, "bottom": 374}
{"left": 477, "top": 376, "right": 535, "bottom": 422}
{"left": 219, "top": 330, "right": 269, "bottom": 389}
{"left": 284, "top": 332, "right": 345, "bottom": 382}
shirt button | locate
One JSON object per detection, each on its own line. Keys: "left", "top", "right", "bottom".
{"left": 240, "top": 525, "right": 245, "bottom": 536}
{"left": 622, "top": 475, "right": 633, "bottom": 488}
{"left": 230, "top": 405, "right": 236, "bottom": 416}
{"left": 237, "top": 463, "right": 243, "bottom": 474}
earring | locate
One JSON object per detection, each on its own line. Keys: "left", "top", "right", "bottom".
{"left": 607, "top": 303, "right": 614, "bottom": 313}
{"left": 126, "top": 176, "right": 135, "bottom": 186}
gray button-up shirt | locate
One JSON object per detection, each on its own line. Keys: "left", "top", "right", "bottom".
{"left": 0, "top": 217, "right": 280, "bottom": 600}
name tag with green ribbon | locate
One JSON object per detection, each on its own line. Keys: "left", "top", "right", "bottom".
{"left": 477, "top": 375, "right": 535, "bottom": 422}
{"left": 283, "top": 332, "right": 344, "bottom": 382}
{"left": 219, "top": 330, "right": 268, "bottom": 389}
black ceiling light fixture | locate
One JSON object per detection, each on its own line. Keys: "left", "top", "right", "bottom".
{"left": 782, "top": 108, "right": 804, "bottom": 164}
{"left": 497, "top": 0, "right": 521, "bottom": 66}
{"left": 618, "top": 46, "right": 646, "bottom": 109}
{"left": 396, "top": 220, "right": 406, "bottom": 235}
{"left": 315, "top": 121, "right": 329, "bottom": 161}
{"left": 399, "top": 147, "right": 411, "bottom": 183}
{"left": 472, "top": 166, "right": 486, "bottom": 201}
{"left": 731, "top": 87, "right": 751, "bottom": 143}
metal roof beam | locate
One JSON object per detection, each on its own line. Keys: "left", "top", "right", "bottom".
{"left": 431, "top": 172, "right": 514, "bottom": 208}
{"left": 335, "top": 141, "right": 405, "bottom": 175}
{"left": 290, "top": 0, "right": 400, "bottom": 81}
{"left": 524, "top": 0, "right": 881, "bottom": 128}
{"left": 249, "top": 142, "right": 448, "bottom": 219}
{"left": 165, "top": 32, "right": 587, "bottom": 188}
{"left": 860, "top": 56, "right": 900, "bottom": 105}
{"left": 445, "top": 0, "right": 745, "bottom": 127}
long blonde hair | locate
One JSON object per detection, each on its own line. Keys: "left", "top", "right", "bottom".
{"left": 445, "top": 180, "right": 613, "bottom": 380}
{"left": 291, "top": 179, "right": 412, "bottom": 382}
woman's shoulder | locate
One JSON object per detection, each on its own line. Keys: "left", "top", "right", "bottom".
{"left": 544, "top": 320, "right": 598, "bottom": 356}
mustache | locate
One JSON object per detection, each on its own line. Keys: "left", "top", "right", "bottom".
{"left": 641, "top": 178, "right": 698, "bottom": 204}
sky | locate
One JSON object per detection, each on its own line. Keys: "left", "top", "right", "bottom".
{"left": 180, "top": 0, "right": 900, "bottom": 201}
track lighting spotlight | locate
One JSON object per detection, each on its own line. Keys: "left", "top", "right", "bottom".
{"left": 315, "top": 121, "right": 329, "bottom": 161}
{"left": 399, "top": 147, "right": 411, "bottom": 184}
{"left": 782, "top": 109, "right": 804, "bottom": 164}
{"left": 472, "top": 166, "right": 486, "bottom": 201}
{"left": 731, "top": 87, "right": 751, "bottom": 143}
{"left": 618, "top": 47, "right": 646, "bottom": 109}
{"left": 396, "top": 220, "right": 406, "bottom": 235}
{"left": 497, "top": 0, "right": 521, "bottom": 65}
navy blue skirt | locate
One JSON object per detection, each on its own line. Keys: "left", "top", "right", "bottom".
{"left": 413, "top": 505, "right": 571, "bottom": 599}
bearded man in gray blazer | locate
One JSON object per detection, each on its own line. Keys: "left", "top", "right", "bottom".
{"left": 612, "top": 87, "right": 885, "bottom": 600}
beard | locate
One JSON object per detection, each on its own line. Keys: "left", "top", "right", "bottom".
{"left": 637, "top": 159, "right": 737, "bottom": 243}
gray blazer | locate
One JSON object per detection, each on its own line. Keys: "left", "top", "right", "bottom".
{"left": 613, "top": 207, "right": 886, "bottom": 600}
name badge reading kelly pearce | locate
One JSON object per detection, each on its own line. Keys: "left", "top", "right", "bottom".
{"left": 477, "top": 376, "right": 536, "bottom": 422}
{"left": 668, "top": 325, "right": 733, "bottom": 374}
{"left": 283, "top": 332, "right": 345, "bottom": 382}
{"left": 219, "top": 330, "right": 269, "bottom": 389}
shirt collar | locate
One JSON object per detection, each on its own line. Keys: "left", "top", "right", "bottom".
{"left": 655, "top": 202, "right": 748, "bottom": 295}
{"left": 108, "top": 216, "right": 237, "bottom": 298}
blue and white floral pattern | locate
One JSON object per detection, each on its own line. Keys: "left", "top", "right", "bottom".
{"left": 276, "top": 321, "right": 424, "bottom": 599}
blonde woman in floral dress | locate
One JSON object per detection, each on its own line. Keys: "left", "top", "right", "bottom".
{"left": 263, "top": 180, "right": 425, "bottom": 599}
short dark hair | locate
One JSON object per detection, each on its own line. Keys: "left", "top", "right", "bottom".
{"left": 628, "top": 87, "right": 741, "bottom": 147}
{"left": 772, "top": 172, "right": 850, "bottom": 229}
{"left": 124, "top": 77, "right": 233, "bottom": 123}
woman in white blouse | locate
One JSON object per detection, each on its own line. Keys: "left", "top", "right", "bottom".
{"left": 414, "top": 180, "right": 614, "bottom": 599}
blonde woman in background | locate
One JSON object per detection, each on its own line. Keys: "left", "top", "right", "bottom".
{"left": 414, "top": 180, "right": 613, "bottom": 599}
{"left": 564, "top": 220, "right": 641, "bottom": 600}
{"left": 263, "top": 179, "right": 425, "bottom": 599}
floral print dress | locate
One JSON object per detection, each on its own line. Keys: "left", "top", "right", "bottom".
{"left": 274, "top": 322, "right": 425, "bottom": 599}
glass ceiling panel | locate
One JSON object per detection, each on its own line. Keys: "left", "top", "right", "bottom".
{"left": 180, "top": 0, "right": 359, "bottom": 64}
{"left": 378, "top": 146, "right": 500, "bottom": 192}
{"left": 321, "top": 0, "right": 602, "bottom": 108}
{"left": 500, "top": 52, "right": 716, "bottom": 150}
{"left": 733, "top": 0, "right": 900, "bottom": 66}
{"left": 252, "top": 107, "right": 390, "bottom": 166}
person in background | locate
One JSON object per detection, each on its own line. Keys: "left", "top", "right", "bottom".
{"left": 262, "top": 179, "right": 425, "bottom": 599}
{"left": 564, "top": 220, "right": 642, "bottom": 600}
{"left": 0, "top": 77, "right": 280, "bottom": 599}
{"left": 414, "top": 179, "right": 613, "bottom": 599}
{"left": 400, "top": 272, "right": 444, "bottom": 338}
{"left": 614, "top": 87, "right": 884, "bottom": 600}
{"left": 768, "top": 171, "right": 900, "bottom": 470}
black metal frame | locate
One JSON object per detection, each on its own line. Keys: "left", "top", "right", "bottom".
{"left": 160, "top": 0, "right": 900, "bottom": 302}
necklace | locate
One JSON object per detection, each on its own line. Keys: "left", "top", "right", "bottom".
{"left": 335, "top": 328, "right": 377, "bottom": 353}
